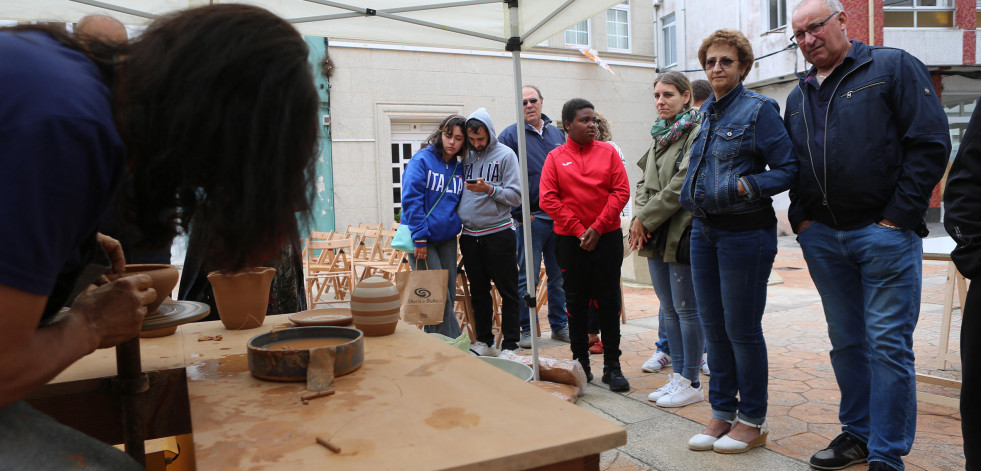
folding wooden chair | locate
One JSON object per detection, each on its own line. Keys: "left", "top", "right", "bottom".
{"left": 304, "top": 238, "right": 355, "bottom": 308}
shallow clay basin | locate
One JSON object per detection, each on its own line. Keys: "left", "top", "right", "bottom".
{"left": 247, "top": 326, "right": 364, "bottom": 382}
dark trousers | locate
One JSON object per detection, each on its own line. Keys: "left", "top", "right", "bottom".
{"left": 963, "top": 281, "right": 980, "bottom": 471}
{"left": 555, "top": 230, "right": 623, "bottom": 370}
{"left": 460, "top": 230, "right": 520, "bottom": 350}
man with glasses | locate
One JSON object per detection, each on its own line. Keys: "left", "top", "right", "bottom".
{"left": 498, "top": 85, "right": 570, "bottom": 348}
{"left": 784, "top": 1, "right": 950, "bottom": 470}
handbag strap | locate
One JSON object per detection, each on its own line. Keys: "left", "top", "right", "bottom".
{"left": 423, "top": 160, "right": 458, "bottom": 220}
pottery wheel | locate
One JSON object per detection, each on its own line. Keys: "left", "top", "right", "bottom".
{"left": 142, "top": 299, "right": 210, "bottom": 331}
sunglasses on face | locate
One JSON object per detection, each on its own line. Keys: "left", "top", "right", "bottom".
{"left": 790, "top": 11, "right": 839, "bottom": 44}
{"left": 522, "top": 97, "right": 539, "bottom": 106}
{"left": 704, "top": 57, "right": 740, "bottom": 70}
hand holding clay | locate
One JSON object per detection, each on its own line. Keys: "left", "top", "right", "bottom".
{"left": 94, "top": 232, "right": 126, "bottom": 285}
{"left": 71, "top": 274, "right": 156, "bottom": 349}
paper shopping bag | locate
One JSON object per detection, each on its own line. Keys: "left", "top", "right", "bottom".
{"left": 395, "top": 269, "right": 448, "bottom": 325}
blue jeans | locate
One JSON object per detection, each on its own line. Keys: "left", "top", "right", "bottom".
{"left": 649, "top": 257, "right": 702, "bottom": 384}
{"left": 516, "top": 218, "right": 567, "bottom": 332}
{"left": 690, "top": 219, "right": 775, "bottom": 424}
{"left": 407, "top": 238, "right": 462, "bottom": 339}
{"left": 798, "top": 221, "right": 921, "bottom": 470}
{"left": 656, "top": 312, "right": 670, "bottom": 355}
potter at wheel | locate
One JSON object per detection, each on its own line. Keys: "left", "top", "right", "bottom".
{"left": 141, "top": 299, "right": 209, "bottom": 331}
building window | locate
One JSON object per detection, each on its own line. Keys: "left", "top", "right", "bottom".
{"left": 884, "top": 0, "right": 954, "bottom": 28}
{"left": 607, "top": 1, "right": 630, "bottom": 51}
{"left": 764, "top": 0, "right": 787, "bottom": 31}
{"left": 976, "top": 0, "right": 980, "bottom": 28}
{"left": 661, "top": 13, "right": 677, "bottom": 67}
{"left": 565, "top": 20, "right": 590, "bottom": 46}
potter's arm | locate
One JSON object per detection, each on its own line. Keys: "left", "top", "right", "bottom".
{"left": 0, "top": 276, "right": 154, "bottom": 409}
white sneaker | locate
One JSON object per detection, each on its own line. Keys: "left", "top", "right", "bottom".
{"left": 701, "top": 353, "right": 710, "bottom": 376}
{"left": 647, "top": 373, "right": 680, "bottom": 402}
{"left": 656, "top": 376, "right": 703, "bottom": 407}
{"left": 641, "top": 351, "right": 671, "bottom": 373}
{"left": 497, "top": 349, "right": 516, "bottom": 358}
{"left": 471, "top": 341, "right": 498, "bottom": 357}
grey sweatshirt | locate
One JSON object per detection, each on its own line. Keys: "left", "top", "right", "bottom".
{"left": 459, "top": 108, "right": 522, "bottom": 236}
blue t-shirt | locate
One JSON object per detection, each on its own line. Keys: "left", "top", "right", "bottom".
{"left": 0, "top": 31, "right": 124, "bottom": 297}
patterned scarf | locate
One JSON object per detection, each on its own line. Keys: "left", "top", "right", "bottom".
{"left": 650, "top": 108, "right": 701, "bottom": 147}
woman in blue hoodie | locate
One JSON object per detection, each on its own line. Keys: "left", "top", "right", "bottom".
{"left": 401, "top": 115, "right": 467, "bottom": 337}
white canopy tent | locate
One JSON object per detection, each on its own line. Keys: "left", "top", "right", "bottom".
{"left": 0, "top": 0, "right": 625, "bottom": 379}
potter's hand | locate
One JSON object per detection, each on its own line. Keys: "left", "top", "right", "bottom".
{"left": 579, "top": 227, "right": 600, "bottom": 251}
{"left": 627, "top": 218, "right": 651, "bottom": 252}
{"left": 70, "top": 275, "right": 155, "bottom": 349}
{"left": 414, "top": 246, "right": 428, "bottom": 261}
{"left": 95, "top": 233, "right": 126, "bottom": 285}
{"left": 796, "top": 220, "right": 813, "bottom": 234}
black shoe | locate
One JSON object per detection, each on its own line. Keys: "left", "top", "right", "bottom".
{"left": 867, "top": 461, "right": 898, "bottom": 471}
{"left": 809, "top": 432, "right": 868, "bottom": 470}
{"left": 601, "top": 367, "right": 630, "bottom": 392}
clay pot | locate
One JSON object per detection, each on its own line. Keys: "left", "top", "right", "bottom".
{"left": 350, "top": 276, "right": 400, "bottom": 336}
{"left": 120, "top": 264, "right": 179, "bottom": 314}
{"left": 207, "top": 267, "right": 276, "bottom": 330}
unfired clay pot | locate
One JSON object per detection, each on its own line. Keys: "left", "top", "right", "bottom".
{"left": 350, "top": 276, "right": 400, "bottom": 336}
{"left": 207, "top": 267, "right": 276, "bottom": 330}
{"left": 121, "top": 264, "right": 179, "bottom": 314}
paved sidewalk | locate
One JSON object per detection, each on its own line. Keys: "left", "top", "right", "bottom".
{"left": 521, "top": 235, "right": 964, "bottom": 471}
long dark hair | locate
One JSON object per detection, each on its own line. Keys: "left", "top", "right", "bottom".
{"left": 425, "top": 114, "right": 468, "bottom": 158}
{"left": 116, "top": 4, "right": 319, "bottom": 271}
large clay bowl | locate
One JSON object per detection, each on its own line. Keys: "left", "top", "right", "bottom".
{"left": 120, "top": 264, "right": 179, "bottom": 314}
{"left": 247, "top": 326, "right": 364, "bottom": 382}
{"left": 479, "top": 357, "right": 533, "bottom": 382}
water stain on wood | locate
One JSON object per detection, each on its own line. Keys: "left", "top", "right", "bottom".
{"left": 425, "top": 407, "right": 480, "bottom": 430}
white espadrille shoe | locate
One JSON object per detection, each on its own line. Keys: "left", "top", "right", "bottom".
{"left": 712, "top": 418, "right": 768, "bottom": 454}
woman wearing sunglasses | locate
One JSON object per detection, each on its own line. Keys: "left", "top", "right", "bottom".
{"left": 680, "top": 29, "right": 797, "bottom": 454}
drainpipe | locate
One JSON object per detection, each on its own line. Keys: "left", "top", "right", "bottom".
{"left": 869, "top": 0, "right": 875, "bottom": 45}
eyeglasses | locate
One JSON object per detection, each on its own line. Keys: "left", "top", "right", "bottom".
{"left": 522, "top": 98, "right": 539, "bottom": 106}
{"left": 790, "top": 11, "right": 839, "bottom": 44}
{"left": 703, "top": 57, "right": 740, "bottom": 70}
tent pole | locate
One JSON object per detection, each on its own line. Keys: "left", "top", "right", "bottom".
{"left": 508, "top": 1, "right": 540, "bottom": 382}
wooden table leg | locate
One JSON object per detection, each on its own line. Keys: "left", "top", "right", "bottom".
{"left": 115, "top": 337, "right": 148, "bottom": 466}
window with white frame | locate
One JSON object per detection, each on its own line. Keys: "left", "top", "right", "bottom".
{"left": 607, "top": 1, "right": 630, "bottom": 51}
{"left": 884, "top": 0, "right": 954, "bottom": 28}
{"left": 565, "top": 20, "right": 590, "bottom": 46}
{"left": 764, "top": 0, "right": 787, "bottom": 31}
{"left": 661, "top": 13, "right": 677, "bottom": 67}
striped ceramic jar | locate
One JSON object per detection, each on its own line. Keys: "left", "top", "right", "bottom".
{"left": 350, "top": 276, "right": 400, "bottom": 336}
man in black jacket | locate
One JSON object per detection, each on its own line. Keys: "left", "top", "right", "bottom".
{"left": 945, "top": 97, "right": 981, "bottom": 471}
{"left": 784, "top": 1, "right": 951, "bottom": 470}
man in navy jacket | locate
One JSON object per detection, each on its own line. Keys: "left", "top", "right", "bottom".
{"left": 785, "top": 2, "right": 950, "bottom": 470}
{"left": 498, "top": 85, "right": 570, "bottom": 347}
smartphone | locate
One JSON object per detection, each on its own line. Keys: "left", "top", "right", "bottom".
{"left": 465, "top": 179, "right": 478, "bottom": 184}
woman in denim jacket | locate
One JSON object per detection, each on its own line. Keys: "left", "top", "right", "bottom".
{"left": 680, "top": 29, "right": 797, "bottom": 454}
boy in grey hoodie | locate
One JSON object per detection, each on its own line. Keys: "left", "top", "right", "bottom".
{"left": 459, "top": 109, "right": 522, "bottom": 355}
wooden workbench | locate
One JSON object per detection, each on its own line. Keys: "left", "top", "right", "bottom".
{"left": 47, "top": 315, "right": 626, "bottom": 470}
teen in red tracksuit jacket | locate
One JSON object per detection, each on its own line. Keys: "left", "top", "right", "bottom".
{"left": 539, "top": 98, "right": 631, "bottom": 391}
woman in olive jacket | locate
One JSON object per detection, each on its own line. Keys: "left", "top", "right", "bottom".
{"left": 628, "top": 71, "right": 704, "bottom": 408}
